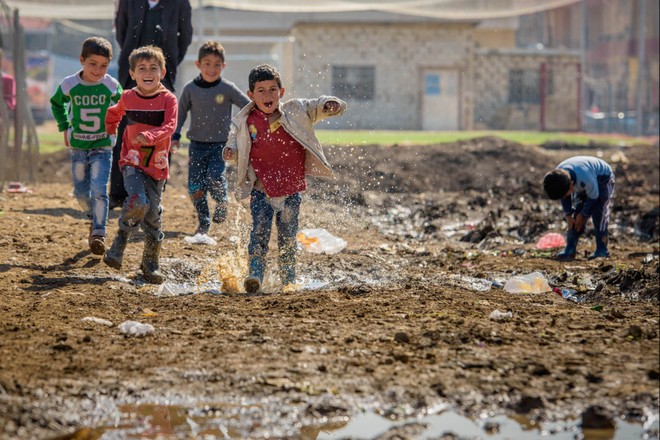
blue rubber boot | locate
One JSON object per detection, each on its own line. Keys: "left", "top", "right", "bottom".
{"left": 588, "top": 232, "right": 610, "bottom": 260}
{"left": 280, "top": 263, "right": 296, "bottom": 286}
{"left": 556, "top": 229, "right": 579, "bottom": 261}
{"left": 244, "top": 256, "right": 265, "bottom": 293}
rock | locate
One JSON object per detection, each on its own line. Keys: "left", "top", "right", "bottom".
{"left": 581, "top": 405, "right": 615, "bottom": 429}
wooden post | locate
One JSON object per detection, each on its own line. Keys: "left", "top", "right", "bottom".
{"left": 12, "top": 9, "right": 24, "bottom": 181}
{"left": 0, "top": 57, "right": 7, "bottom": 188}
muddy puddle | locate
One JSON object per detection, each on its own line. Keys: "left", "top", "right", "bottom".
{"left": 57, "top": 400, "right": 659, "bottom": 439}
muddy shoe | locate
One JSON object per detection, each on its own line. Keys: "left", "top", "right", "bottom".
{"left": 89, "top": 235, "right": 106, "bottom": 255}
{"left": 244, "top": 276, "right": 261, "bottom": 293}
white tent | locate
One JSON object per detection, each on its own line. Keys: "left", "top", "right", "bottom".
{"left": 5, "top": 0, "right": 581, "bottom": 20}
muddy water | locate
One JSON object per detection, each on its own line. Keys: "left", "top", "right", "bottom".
{"left": 61, "top": 400, "right": 659, "bottom": 439}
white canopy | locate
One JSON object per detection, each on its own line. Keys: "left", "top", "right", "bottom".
{"left": 5, "top": 0, "right": 580, "bottom": 20}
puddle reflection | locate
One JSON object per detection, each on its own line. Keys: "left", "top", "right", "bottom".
{"left": 87, "top": 403, "right": 659, "bottom": 439}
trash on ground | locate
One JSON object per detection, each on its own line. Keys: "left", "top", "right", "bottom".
{"left": 118, "top": 320, "right": 154, "bottom": 337}
{"left": 156, "top": 282, "right": 196, "bottom": 296}
{"left": 553, "top": 287, "right": 586, "bottom": 303}
{"left": 183, "top": 233, "right": 217, "bottom": 245}
{"left": 535, "top": 232, "right": 566, "bottom": 250}
{"left": 445, "top": 274, "right": 492, "bottom": 292}
{"left": 504, "top": 272, "right": 551, "bottom": 293}
{"left": 7, "top": 181, "right": 33, "bottom": 193}
{"left": 297, "top": 228, "right": 347, "bottom": 254}
{"left": 81, "top": 316, "right": 113, "bottom": 327}
{"left": 489, "top": 309, "right": 513, "bottom": 321}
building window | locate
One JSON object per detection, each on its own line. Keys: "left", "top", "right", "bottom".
{"left": 332, "top": 66, "right": 375, "bottom": 101}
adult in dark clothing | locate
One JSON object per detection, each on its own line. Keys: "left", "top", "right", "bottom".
{"left": 109, "top": 0, "right": 193, "bottom": 208}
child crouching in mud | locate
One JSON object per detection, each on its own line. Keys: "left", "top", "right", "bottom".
{"left": 543, "top": 155, "right": 615, "bottom": 261}
{"left": 223, "top": 64, "right": 346, "bottom": 293}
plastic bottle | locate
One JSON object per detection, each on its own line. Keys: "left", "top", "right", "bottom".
{"left": 553, "top": 287, "right": 584, "bottom": 303}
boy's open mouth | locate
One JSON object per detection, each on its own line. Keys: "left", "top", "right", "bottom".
{"left": 264, "top": 101, "right": 273, "bottom": 108}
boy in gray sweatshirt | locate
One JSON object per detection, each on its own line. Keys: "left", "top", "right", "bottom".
{"left": 172, "top": 41, "right": 250, "bottom": 235}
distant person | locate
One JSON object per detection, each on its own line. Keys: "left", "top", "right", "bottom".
{"left": 543, "top": 156, "right": 615, "bottom": 261}
{"left": 104, "top": 46, "right": 178, "bottom": 284}
{"left": 109, "top": 0, "right": 193, "bottom": 209}
{"left": 49, "top": 37, "right": 122, "bottom": 255}
{"left": 0, "top": 48, "right": 16, "bottom": 111}
{"left": 223, "top": 64, "right": 347, "bottom": 292}
{"left": 172, "top": 41, "right": 250, "bottom": 236}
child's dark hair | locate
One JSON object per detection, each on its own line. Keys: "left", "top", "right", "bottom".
{"left": 129, "top": 45, "right": 166, "bottom": 71}
{"left": 198, "top": 41, "right": 225, "bottom": 62}
{"left": 81, "top": 37, "right": 113, "bottom": 60}
{"left": 543, "top": 169, "right": 571, "bottom": 200}
{"left": 248, "top": 64, "right": 282, "bottom": 92}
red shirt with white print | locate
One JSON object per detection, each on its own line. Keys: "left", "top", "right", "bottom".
{"left": 106, "top": 85, "right": 178, "bottom": 181}
{"left": 247, "top": 108, "right": 306, "bottom": 197}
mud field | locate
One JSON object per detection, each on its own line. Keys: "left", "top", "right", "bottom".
{"left": 0, "top": 136, "right": 659, "bottom": 439}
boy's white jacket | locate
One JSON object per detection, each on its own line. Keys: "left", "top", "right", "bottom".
{"left": 225, "top": 95, "right": 347, "bottom": 200}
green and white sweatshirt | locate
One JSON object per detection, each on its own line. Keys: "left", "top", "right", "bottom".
{"left": 50, "top": 70, "right": 122, "bottom": 150}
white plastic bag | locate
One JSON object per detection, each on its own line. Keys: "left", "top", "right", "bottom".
{"left": 297, "top": 228, "right": 347, "bottom": 254}
{"left": 118, "top": 320, "right": 154, "bottom": 337}
{"left": 504, "top": 271, "right": 551, "bottom": 293}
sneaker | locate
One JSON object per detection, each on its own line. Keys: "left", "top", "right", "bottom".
{"left": 89, "top": 235, "right": 106, "bottom": 255}
{"left": 212, "top": 204, "right": 227, "bottom": 223}
{"left": 244, "top": 276, "right": 261, "bottom": 293}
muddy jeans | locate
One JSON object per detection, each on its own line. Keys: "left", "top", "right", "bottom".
{"left": 188, "top": 141, "right": 227, "bottom": 232}
{"left": 248, "top": 190, "right": 301, "bottom": 265}
{"left": 119, "top": 166, "right": 165, "bottom": 240}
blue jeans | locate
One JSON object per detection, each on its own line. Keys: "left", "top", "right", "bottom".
{"left": 248, "top": 190, "right": 301, "bottom": 265}
{"left": 70, "top": 147, "right": 112, "bottom": 236}
{"left": 188, "top": 141, "right": 227, "bottom": 232}
{"left": 120, "top": 166, "right": 165, "bottom": 240}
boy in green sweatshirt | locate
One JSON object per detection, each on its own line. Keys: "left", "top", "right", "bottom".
{"left": 50, "top": 37, "right": 122, "bottom": 255}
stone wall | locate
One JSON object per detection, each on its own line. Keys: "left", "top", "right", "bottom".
{"left": 473, "top": 49, "right": 580, "bottom": 130}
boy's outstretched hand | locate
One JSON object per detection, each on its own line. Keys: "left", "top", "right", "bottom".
{"left": 323, "top": 101, "right": 341, "bottom": 114}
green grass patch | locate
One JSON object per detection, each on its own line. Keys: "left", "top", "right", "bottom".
{"left": 32, "top": 127, "right": 654, "bottom": 155}
{"left": 316, "top": 130, "right": 653, "bottom": 147}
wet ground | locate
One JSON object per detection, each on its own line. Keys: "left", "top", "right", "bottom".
{"left": 0, "top": 136, "right": 658, "bottom": 439}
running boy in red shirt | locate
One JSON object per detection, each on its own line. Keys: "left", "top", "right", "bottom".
{"left": 104, "top": 45, "right": 178, "bottom": 284}
{"left": 223, "top": 64, "right": 346, "bottom": 293}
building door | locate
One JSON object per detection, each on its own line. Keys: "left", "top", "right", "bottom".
{"left": 422, "top": 69, "right": 460, "bottom": 130}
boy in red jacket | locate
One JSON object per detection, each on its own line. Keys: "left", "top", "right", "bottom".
{"left": 104, "top": 46, "right": 178, "bottom": 284}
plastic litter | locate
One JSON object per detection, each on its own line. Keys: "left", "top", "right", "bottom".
{"left": 183, "top": 233, "right": 217, "bottom": 245}
{"left": 81, "top": 316, "right": 113, "bottom": 327}
{"left": 553, "top": 287, "right": 585, "bottom": 303}
{"left": 446, "top": 274, "right": 492, "bottom": 292}
{"left": 503, "top": 272, "right": 551, "bottom": 293}
{"left": 7, "top": 181, "right": 32, "bottom": 193}
{"left": 535, "top": 232, "right": 567, "bottom": 250}
{"left": 489, "top": 309, "right": 513, "bottom": 321}
{"left": 297, "top": 228, "right": 347, "bottom": 254}
{"left": 118, "top": 320, "right": 154, "bottom": 337}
